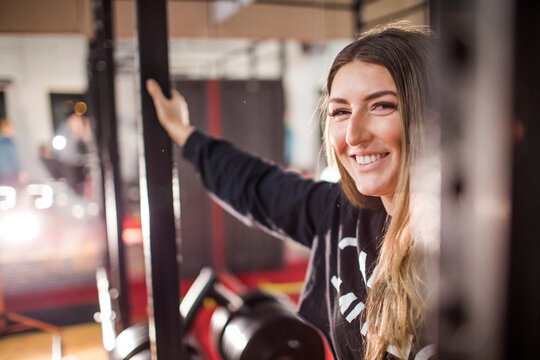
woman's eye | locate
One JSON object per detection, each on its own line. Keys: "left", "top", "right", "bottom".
{"left": 371, "top": 102, "right": 397, "bottom": 114}
{"left": 328, "top": 109, "right": 350, "bottom": 118}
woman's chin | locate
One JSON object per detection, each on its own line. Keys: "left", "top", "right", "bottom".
{"left": 355, "top": 185, "right": 379, "bottom": 198}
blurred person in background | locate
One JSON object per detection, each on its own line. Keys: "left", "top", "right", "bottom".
{"left": 0, "top": 118, "right": 26, "bottom": 187}
{"left": 40, "top": 111, "right": 94, "bottom": 196}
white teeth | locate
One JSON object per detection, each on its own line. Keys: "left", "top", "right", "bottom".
{"left": 356, "top": 153, "right": 385, "bottom": 165}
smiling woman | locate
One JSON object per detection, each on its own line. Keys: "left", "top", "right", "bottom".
{"left": 327, "top": 61, "right": 402, "bottom": 212}
{"left": 147, "top": 22, "right": 437, "bottom": 360}
{"left": 321, "top": 23, "right": 436, "bottom": 359}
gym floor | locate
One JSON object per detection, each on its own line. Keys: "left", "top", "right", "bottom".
{"left": 0, "top": 322, "right": 106, "bottom": 360}
{"left": 0, "top": 257, "right": 320, "bottom": 360}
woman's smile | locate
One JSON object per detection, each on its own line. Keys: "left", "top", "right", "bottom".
{"left": 351, "top": 152, "right": 390, "bottom": 166}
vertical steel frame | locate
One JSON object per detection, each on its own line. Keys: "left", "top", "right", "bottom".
{"left": 135, "top": 0, "right": 183, "bottom": 359}
{"left": 505, "top": 0, "right": 540, "bottom": 358}
{"left": 436, "top": 0, "right": 515, "bottom": 359}
{"left": 91, "top": 0, "right": 130, "bottom": 332}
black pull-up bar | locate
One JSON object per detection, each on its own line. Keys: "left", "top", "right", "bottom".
{"left": 135, "top": 0, "right": 183, "bottom": 359}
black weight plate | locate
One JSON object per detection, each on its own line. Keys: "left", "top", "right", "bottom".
{"left": 110, "top": 323, "right": 150, "bottom": 360}
{"left": 129, "top": 349, "right": 151, "bottom": 360}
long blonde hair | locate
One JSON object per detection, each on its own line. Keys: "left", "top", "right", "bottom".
{"left": 323, "top": 23, "right": 435, "bottom": 359}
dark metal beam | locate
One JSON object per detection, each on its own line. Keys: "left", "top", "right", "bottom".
{"left": 352, "top": 0, "right": 363, "bottom": 35}
{"left": 256, "top": 0, "right": 353, "bottom": 10}
{"left": 135, "top": 0, "right": 183, "bottom": 359}
{"left": 91, "top": 0, "right": 130, "bottom": 332}
{"left": 505, "top": 0, "right": 540, "bottom": 358}
{"left": 361, "top": 1, "right": 429, "bottom": 29}
{"left": 436, "top": 0, "right": 514, "bottom": 359}
{"left": 171, "top": 0, "right": 357, "bottom": 11}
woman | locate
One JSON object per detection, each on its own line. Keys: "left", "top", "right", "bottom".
{"left": 147, "top": 22, "right": 437, "bottom": 360}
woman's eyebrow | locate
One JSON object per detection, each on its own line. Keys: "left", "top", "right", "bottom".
{"left": 328, "top": 97, "right": 350, "bottom": 105}
{"left": 328, "top": 90, "right": 397, "bottom": 105}
{"left": 363, "top": 90, "right": 397, "bottom": 101}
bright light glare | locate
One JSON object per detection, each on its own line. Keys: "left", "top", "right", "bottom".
{"left": 52, "top": 135, "right": 67, "bottom": 151}
{"left": 56, "top": 193, "right": 68, "bottom": 206}
{"left": 223, "top": 323, "right": 249, "bottom": 355}
{"left": 96, "top": 267, "right": 116, "bottom": 351}
{"left": 27, "top": 184, "right": 54, "bottom": 209}
{"left": 320, "top": 165, "right": 340, "bottom": 183}
{"left": 0, "top": 186, "right": 16, "bottom": 211}
{"left": 72, "top": 204, "right": 85, "bottom": 219}
{"left": 87, "top": 202, "right": 100, "bottom": 216}
{"left": 0, "top": 211, "right": 40, "bottom": 245}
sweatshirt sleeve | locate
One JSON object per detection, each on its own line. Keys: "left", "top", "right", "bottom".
{"left": 182, "top": 130, "right": 340, "bottom": 248}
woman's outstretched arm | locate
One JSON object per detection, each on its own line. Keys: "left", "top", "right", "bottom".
{"left": 145, "top": 79, "right": 338, "bottom": 246}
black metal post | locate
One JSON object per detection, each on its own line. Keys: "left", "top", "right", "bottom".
{"left": 436, "top": 0, "right": 514, "bottom": 359}
{"left": 352, "top": 0, "right": 363, "bottom": 35}
{"left": 505, "top": 0, "right": 540, "bottom": 358}
{"left": 135, "top": 0, "right": 183, "bottom": 359}
{"left": 92, "top": 0, "right": 130, "bottom": 332}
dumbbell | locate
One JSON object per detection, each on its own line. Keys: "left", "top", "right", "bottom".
{"left": 181, "top": 267, "right": 325, "bottom": 360}
{"left": 210, "top": 290, "right": 325, "bottom": 360}
{"left": 109, "top": 323, "right": 149, "bottom": 360}
{"left": 109, "top": 267, "right": 324, "bottom": 360}
{"left": 110, "top": 323, "right": 205, "bottom": 360}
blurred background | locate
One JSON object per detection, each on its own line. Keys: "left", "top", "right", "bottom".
{"left": 0, "top": 1, "right": 429, "bottom": 358}
{"left": 1, "top": 0, "right": 538, "bottom": 359}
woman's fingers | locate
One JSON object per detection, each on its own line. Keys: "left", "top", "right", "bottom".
{"left": 146, "top": 79, "right": 168, "bottom": 122}
{"left": 146, "top": 78, "right": 175, "bottom": 124}
{"left": 146, "top": 78, "right": 165, "bottom": 101}
{"left": 145, "top": 78, "right": 194, "bottom": 146}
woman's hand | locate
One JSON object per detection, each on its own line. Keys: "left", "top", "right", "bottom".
{"left": 146, "top": 78, "right": 195, "bottom": 146}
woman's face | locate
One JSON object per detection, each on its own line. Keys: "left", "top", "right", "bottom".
{"left": 328, "top": 60, "right": 402, "bottom": 205}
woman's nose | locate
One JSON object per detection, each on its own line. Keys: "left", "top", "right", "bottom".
{"left": 345, "top": 111, "right": 371, "bottom": 147}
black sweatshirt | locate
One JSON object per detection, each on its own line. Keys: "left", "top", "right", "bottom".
{"left": 182, "top": 131, "right": 436, "bottom": 360}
